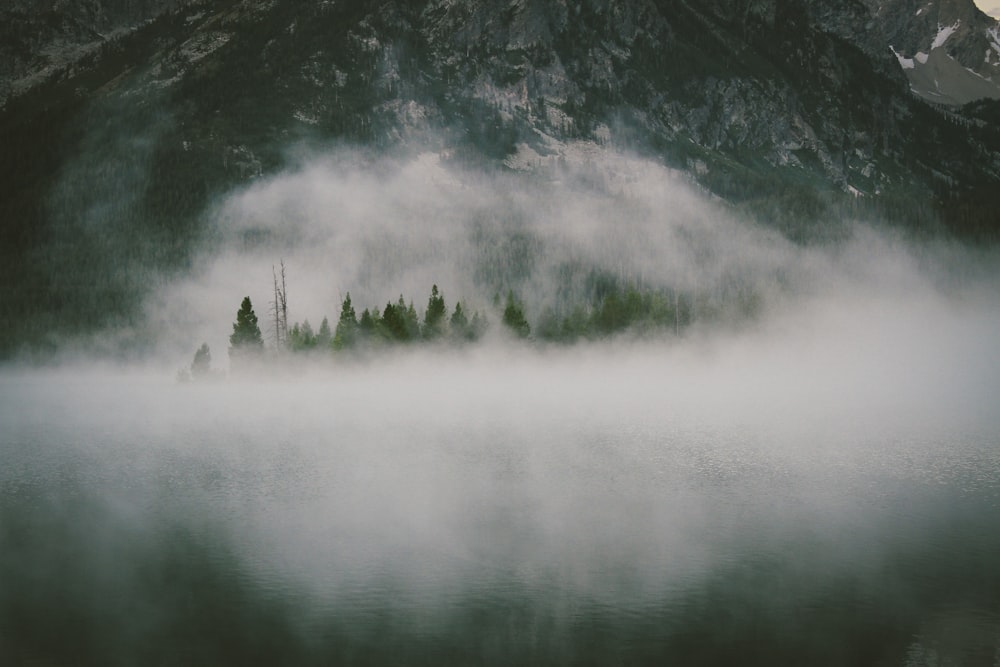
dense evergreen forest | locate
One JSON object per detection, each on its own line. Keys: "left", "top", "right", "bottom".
{"left": 181, "top": 275, "right": 714, "bottom": 377}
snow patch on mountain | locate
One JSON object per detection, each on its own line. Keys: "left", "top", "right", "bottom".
{"left": 932, "top": 22, "right": 960, "bottom": 49}
{"left": 989, "top": 25, "right": 1000, "bottom": 53}
{"left": 892, "top": 46, "right": 916, "bottom": 68}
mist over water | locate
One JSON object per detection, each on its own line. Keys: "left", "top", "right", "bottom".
{"left": 4, "top": 149, "right": 1000, "bottom": 664}
{"left": 145, "top": 149, "right": 814, "bottom": 359}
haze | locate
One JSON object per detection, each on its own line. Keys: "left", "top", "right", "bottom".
{"left": 3, "top": 145, "right": 1000, "bottom": 664}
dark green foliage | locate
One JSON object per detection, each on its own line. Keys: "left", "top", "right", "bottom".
{"left": 315, "top": 317, "right": 332, "bottom": 349}
{"left": 531, "top": 284, "right": 697, "bottom": 344}
{"left": 449, "top": 302, "right": 470, "bottom": 341}
{"left": 332, "top": 294, "right": 358, "bottom": 351}
{"left": 286, "top": 286, "right": 499, "bottom": 355}
{"left": 379, "top": 300, "right": 409, "bottom": 342}
{"left": 222, "top": 278, "right": 745, "bottom": 363}
{"left": 594, "top": 291, "right": 626, "bottom": 335}
{"left": 557, "top": 305, "right": 592, "bottom": 343}
{"left": 358, "top": 308, "right": 376, "bottom": 339}
{"left": 501, "top": 291, "right": 531, "bottom": 339}
{"left": 404, "top": 299, "right": 421, "bottom": 341}
{"left": 423, "top": 285, "right": 447, "bottom": 339}
{"left": 290, "top": 320, "right": 316, "bottom": 352}
{"left": 450, "top": 301, "right": 468, "bottom": 329}
{"left": 229, "top": 297, "right": 263, "bottom": 359}
{"left": 190, "top": 343, "right": 211, "bottom": 377}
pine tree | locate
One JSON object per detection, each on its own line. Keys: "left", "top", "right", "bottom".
{"left": 450, "top": 301, "right": 469, "bottom": 340}
{"left": 423, "top": 284, "right": 447, "bottom": 339}
{"left": 316, "top": 316, "right": 332, "bottom": 348}
{"left": 333, "top": 293, "right": 359, "bottom": 351}
{"left": 502, "top": 291, "right": 530, "bottom": 338}
{"left": 229, "top": 296, "right": 264, "bottom": 361}
{"left": 358, "top": 308, "right": 376, "bottom": 343}
{"left": 381, "top": 300, "right": 408, "bottom": 341}
{"left": 191, "top": 343, "right": 211, "bottom": 377}
{"left": 290, "top": 319, "right": 316, "bottom": 351}
{"left": 405, "top": 299, "right": 421, "bottom": 340}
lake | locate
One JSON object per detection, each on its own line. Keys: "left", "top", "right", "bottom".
{"left": 2, "top": 340, "right": 999, "bottom": 665}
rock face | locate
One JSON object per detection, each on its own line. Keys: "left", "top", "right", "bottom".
{"left": 2, "top": 0, "right": 1000, "bottom": 354}
{"left": 3, "top": 0, "right": 998, "bottom": 215}
{"left": 864, "top": 0, "right": 1000, "bottom": 104}
{"left": 0, "top": 0, "right": 181, "bottom": 104}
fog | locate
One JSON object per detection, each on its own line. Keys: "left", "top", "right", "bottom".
{"left": 4, "top": 147, "right": 1000, "bottom": 663}
{"left": 131, "top": 146, "right": 998, "bottom": 368}
{"left": 143, "top": 148, "right": 807, "bottom": 359}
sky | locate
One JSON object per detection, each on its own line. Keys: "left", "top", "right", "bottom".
{"left": 974, "top": 0, "right": 1000, "bottom": 17}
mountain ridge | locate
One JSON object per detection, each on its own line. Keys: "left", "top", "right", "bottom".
{"left": 1, "top": 0, "right": 999, "bottom": 357}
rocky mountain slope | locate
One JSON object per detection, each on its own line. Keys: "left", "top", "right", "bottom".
{"left": 1, "top": 0, "right": 999, "bottom": 356}
{"left": 0, "top": 0, "right": 180, "bottom": 104}
{"left": 868, "top": 0, "right": 1000, "bottom": 104}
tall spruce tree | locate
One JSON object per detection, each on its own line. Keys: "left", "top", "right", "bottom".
{"left": 502, "top": 291, "right": 530, "bottom": 339}
{"left": 316, "top": 317, "right": 332, "bottom": 349}
{"left": 229, "top": 296, "right": 264, "bottom": 361}
{"left": 403, "top": 296, "right": 421, "bottom": 340}
{"left": 450, "top": 301, "right": 469, "bottom": 340}
{"left": 358, "top": 308, "right": 376, "bottom": 343}
{"left": 381, "top": 300, "right": 408, "bottom": 341}
{"left": 423, "top": 285, "right": 447, "bottom": 339}
{"left": 332, "top": 293, "right": 359, "bottom": 350}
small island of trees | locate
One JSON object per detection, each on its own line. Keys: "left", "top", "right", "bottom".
{"left": 183, "top": 262, "right": 760, "bottom": 377}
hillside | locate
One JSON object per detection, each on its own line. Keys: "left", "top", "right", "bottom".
{"left": 1, "top": 0, "right": 1000, "bottom": 357}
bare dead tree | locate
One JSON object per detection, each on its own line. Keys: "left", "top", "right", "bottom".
{"left": 279, "top": 259, "right": 288, "bottom": 345}
{"left": 271, "top": 266, "right": 281, "bottom": 348}
{"left": 271, "top": 260, "right": 289, "bottom": 349}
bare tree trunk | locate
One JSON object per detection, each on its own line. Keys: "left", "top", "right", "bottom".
{"left": 271, "top": 261, "right": 289, "bottom": 349}
{"left": 279, "top": 259, "right": 288, "bottom": 345}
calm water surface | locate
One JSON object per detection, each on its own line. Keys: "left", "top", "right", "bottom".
{"left": 1, "top": 357, "right": 999, "bottom": 665}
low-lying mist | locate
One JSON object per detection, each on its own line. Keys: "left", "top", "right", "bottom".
{"left": 4, "top": 303, "right": 1000, "bottom": 662}
{"left": 4, "top": 146, "right": 1000, "bottom": 664}
{"left": 118, "top": 145, "right": 998, "bottom": 373}
{"left": 129, "top": 146, "right": 992, "bottom": 363}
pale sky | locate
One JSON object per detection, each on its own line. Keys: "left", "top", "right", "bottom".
{"left": 973, "top": 1, "right": 1000, "bottom": 18}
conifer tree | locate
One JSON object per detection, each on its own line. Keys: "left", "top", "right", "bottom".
{"left": 229, "top": 296, "right": 264, "bottom": 361}
{"left": 381, "top": 300, "right": 408, "bottom": 341}
{"left": 501, "top": 291, "right": 530, "bottom": 338}
{"left": 191, "top": 343, "right": 211, "bottom": 377}
{"left": 316, "top": 317, "right": 332, "bottom": 349}
{"left": 333, "top": 293, "right": 359, "bottom": 351}
{"left": 291, "top": 319, "right": 316, "bottom": 351}
{"left": 358, "top": 308, "right": 376, "bottom": 343}
{"left": 450, "top": 301, "right": 469, "bottom": 340}
{"left": 423, "top": 285, "right": 447, "bottom": 339}
{"left": 405, "top": 299, "right": 421, "bottom": 340}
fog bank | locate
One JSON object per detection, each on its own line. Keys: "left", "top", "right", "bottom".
{"left": 4, "top": 142, "right": 1000, "bottom": 661}
{"left": 134, "top": 146, "right": 1000, "bottom": 365}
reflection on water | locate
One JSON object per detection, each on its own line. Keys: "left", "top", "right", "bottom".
{"left": 1, "top": 360, "right": 999, "bottom": 665}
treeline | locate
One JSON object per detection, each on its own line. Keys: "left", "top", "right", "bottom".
{"left": 290, "top": 286, "right": 494, "bottom": 354}
{"left": 184, "top": 279, "right": 700, "bottom": 378}
{"left": 535, "top": 286, "right": 693, "bottom": 343}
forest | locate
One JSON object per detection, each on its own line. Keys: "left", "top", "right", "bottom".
{"left": 181, "top": 274, "right": 703, "bottom": 378}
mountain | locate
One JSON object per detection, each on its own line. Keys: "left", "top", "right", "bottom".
{"left": 0, "top": 0, "right": 181, "bottom": 105}
{"left": 2, "top": 0, "right": 1000, "bottom": 357}
{"left": 866, "top": 0, "right": 1000, "bottom": 105}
